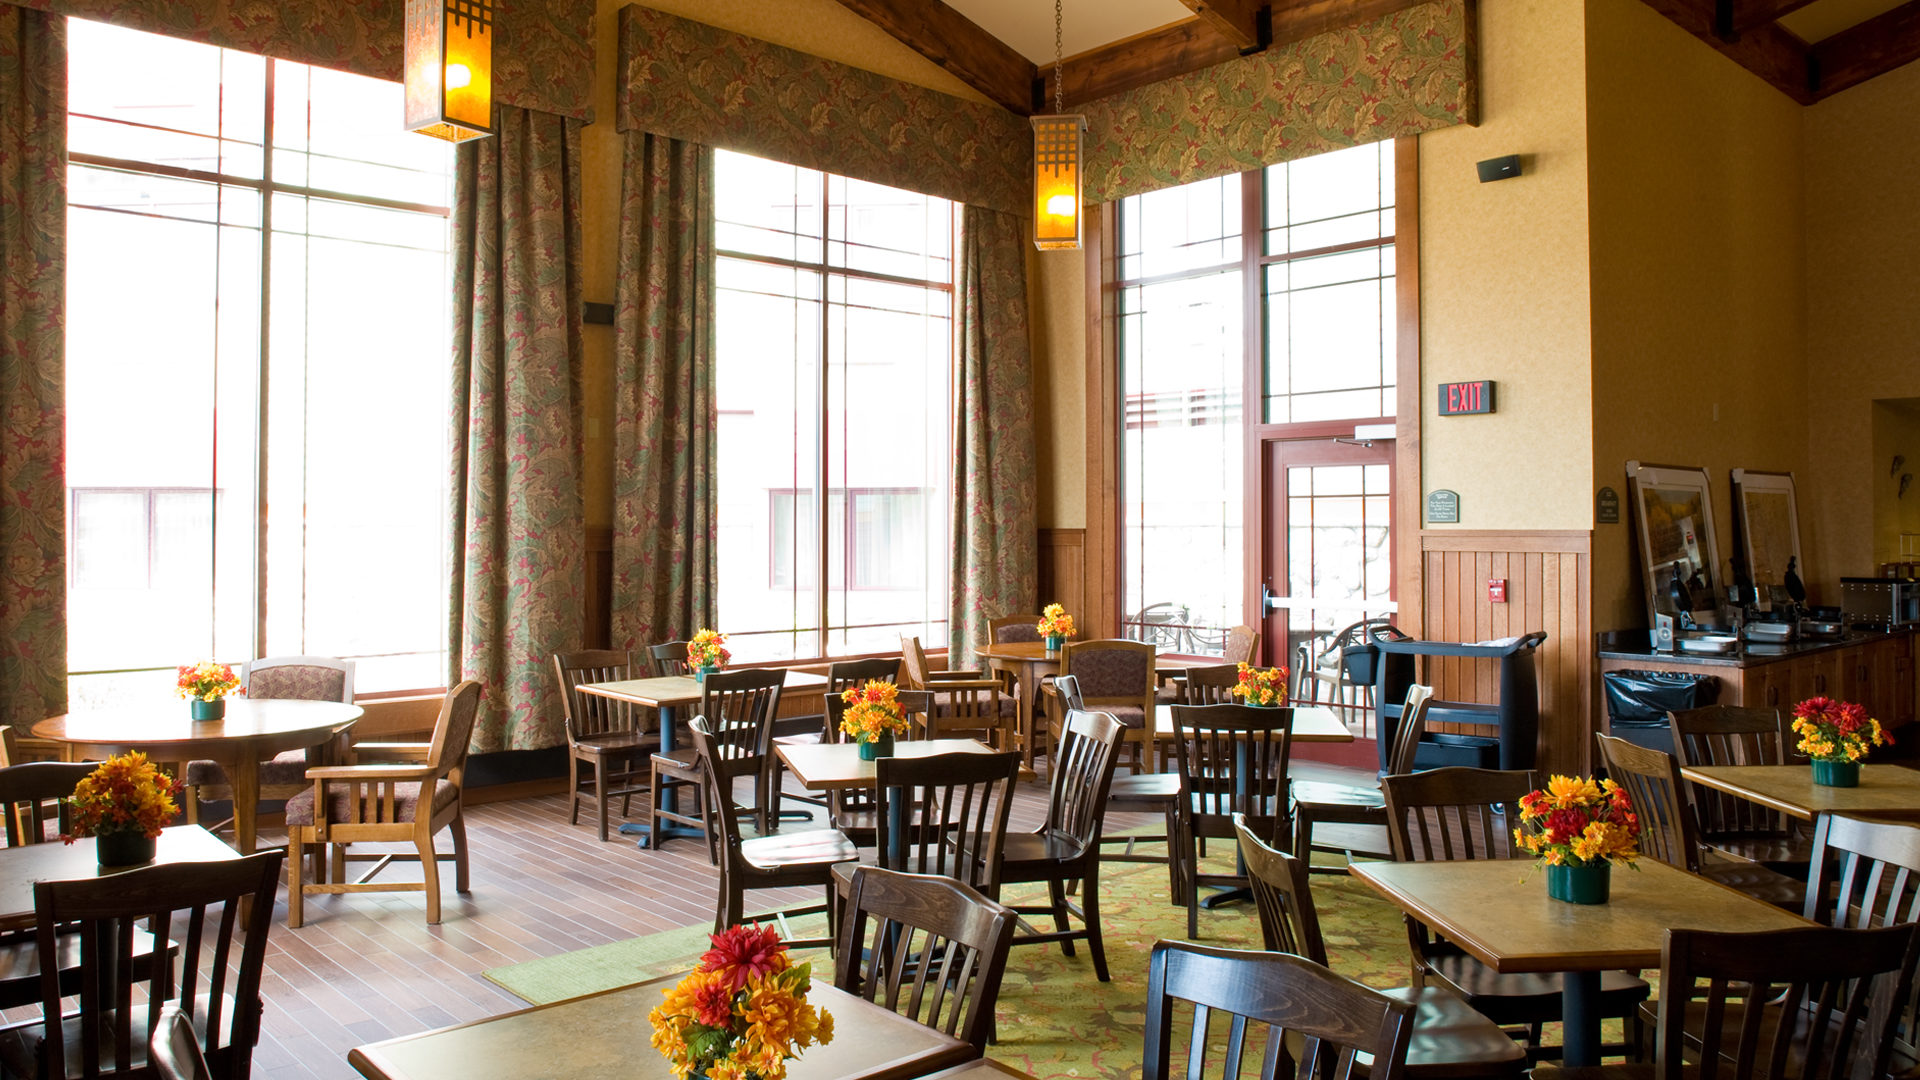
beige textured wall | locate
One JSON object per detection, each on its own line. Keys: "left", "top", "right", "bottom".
{"left": 1416, "top": 0, "right": 1593, "bottom": 532}
{"left": 1584, "top": 0, "right": 1806, "bottom": 630}
{"left": 1805, "top": 60, "right": 1920, "bottom": 593}
{"left": 1872, "top": 401, "right": 1920, "bottom": 568}
{"left": 578, "top": 0, "right": 995, "bottom": 529}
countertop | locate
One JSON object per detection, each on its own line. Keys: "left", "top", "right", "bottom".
{"left": 1597, "top": 627, "right": 1913, "bottom": 668}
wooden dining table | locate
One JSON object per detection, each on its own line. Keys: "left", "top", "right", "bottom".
{"left": 777, "top": 738, "right": 998, "bottom": 869}
{"left": 30, "top": 698, "right": 363, "bottom": 856}
{"left": 0, "top": 824, "right": 239, "bottom": 932}
{"left": 1349, "top": 857, "right": 1811, "bottom": 1068}
{"left": 576, "top": 669, "right": 829, "bottom": 849}
{"left": 347, "top": 973, "right": 974, "bottom": 1080}
{"left": 1678, "top": 763, "right": 1920, "bottom": 820}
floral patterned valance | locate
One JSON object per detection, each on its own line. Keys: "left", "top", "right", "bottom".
{"left": 616, "top": 4, "right": 1029, "bottom": 217}
{"left": 0, "top": 0, "right": 595, "bottom": 121}
{"left": 1083, "top": 0, "right": 1476, "bottom": 204}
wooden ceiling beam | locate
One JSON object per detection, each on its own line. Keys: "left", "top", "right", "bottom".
{"left": 1266, "top": 0, "right": 1429, "bottom": 50}
{"left": 1637, "top": 0, "right": 1814, "bottom": 104}
{"left": 1811, "top": 0, "right": 1920, "bottom": 100}
{"left": 1714, "top": 0, "right": 1821, "bottom": 39}
{"left": 1175, "top": 0, "right": 1269, "bottom": 51}
{"left": 827, "top": 0, "right": 1038, "bottom": 115}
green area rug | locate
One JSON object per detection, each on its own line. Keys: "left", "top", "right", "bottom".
{"left": 484, "top": 847, "right": 1417, "bottom": 1078}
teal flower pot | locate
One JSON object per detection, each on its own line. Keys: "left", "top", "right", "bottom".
{"left": 96, "top": 830, "right": 156, "bottom": 868}
{"left": 696, "top": 664, "right": 716, "bottom": 684}
{"left": 1813, "top": 760, "right": 1860, "bottom": 787}
{"left": 1045, "top": 634, "right": 1063, "bottom": 653}
{"left": 1546, "top": 862, "right": 1611, "bottom": 904}
{"left": 190, "top": 698, "right": 225, "bottom": 721}
{"left": 858, "top": 734, "right": 895, "bottom": 761}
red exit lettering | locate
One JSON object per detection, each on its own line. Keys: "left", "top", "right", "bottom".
{"left": 1438, "top": 380, "right": 1495, "bottom": 416}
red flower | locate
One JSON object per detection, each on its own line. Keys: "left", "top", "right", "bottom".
{"left": 1794, "top": 696, "right": 1835, "bottom": 721}
{"left": 700, "top": 924, "right": 788, "bottom": 993}
{"left": 1545, "top": 807, "right": 1590, "bottom": 844}
{"left": 691, "top": 972, "right": 736, "bottom": 1028}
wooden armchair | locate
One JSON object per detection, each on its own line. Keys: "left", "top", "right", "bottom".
{"left": 1060, "top": 639, "right": 1156, "bottom": 771}
{"left": 285, "top": 680, "right": 483, "bottom": 928}
{"left": 900, "top": 636, "right": 1016, "bottom": 751}
{"left": 183, "top": 655, "right": 355, "bottom": 831}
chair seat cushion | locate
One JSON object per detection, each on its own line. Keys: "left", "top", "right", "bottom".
{"left": 1380, "top": 984, "right": 1529, "bottom": 1075}
{"left": 1291, "top": 778, "right": 1386, "bottom": 809}
{"left": 1429, "top": 953, "right": 1650, "bottom": 1025}
{"left": 185, "top": 749, "right": 310, "bottom": 788}
{"left": 284, "top": 779, "right": 458, "bottom": 825}
{"left": 740, "top": 829, "right": 858, "bottom": 871}
{"left": 1110, "top": 772, "right": 1181, "bottom": 803}
{"left": 1103, "top": 704, "right": 1148, "bottom": 730}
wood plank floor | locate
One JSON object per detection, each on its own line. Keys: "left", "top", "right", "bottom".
{"left": 3, "top": 758, "right": 1373, "bottom": 1080}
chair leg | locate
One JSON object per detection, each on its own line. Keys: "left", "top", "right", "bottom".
{"left": 330, "top": 843, "right": 346, "bottom": 884}
{"left": 184, "top": 785, "right": 201, "bottom": 827}
{"left": 596, "top": 761, "right": 612, "bottom": 843}
{"left": 1083, "top": 869, "right": 1108, "bottom": 982}
{"left": 567, "top": 752, "right": 582, "bottom": 826}
{"left": 1047, "top": 878, "right": 1076, "bottom": 957}
{"left": 287, "top": 832, "right": 306, "bottom": 929}
{"left": 419, "top": 831, "right": 442, "bottom": 924}
{"left": 451, "top": 813, "right": 471, "bottom": 893}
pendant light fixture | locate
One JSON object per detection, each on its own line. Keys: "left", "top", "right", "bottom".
{"left": 405, "top": 0, "right": 494, "bottom": 142}
{"left": 1031, "top": 0, "right": 1085, "bottom": 250}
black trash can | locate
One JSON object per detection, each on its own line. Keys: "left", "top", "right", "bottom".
{"left": 1601, "top": 669, "right": 1717, "bottom": 756}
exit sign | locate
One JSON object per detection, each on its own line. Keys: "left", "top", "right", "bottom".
{"left": 1439, "top": 380, "right": 1496, "bottom": 415}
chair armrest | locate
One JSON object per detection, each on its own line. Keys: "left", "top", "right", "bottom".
{"left": 305, "top": 764, "right": 438, "bottom": 781}
{"left": 931, "top": 668, "right": 986, "bottom": 680}
{"left": 926, "top": 677, "right": 1003, "bottom": 693}
{"left": 351, "top": 741, "right": 432, "bottom": 763}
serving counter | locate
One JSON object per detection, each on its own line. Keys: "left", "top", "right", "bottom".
{"left": 1596, "top": 628, "right": 1916, "bottom": 732}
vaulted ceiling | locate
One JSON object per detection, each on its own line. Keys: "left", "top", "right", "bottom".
{"left": 826, "top": 0, "right": 1920, "bottom": 114}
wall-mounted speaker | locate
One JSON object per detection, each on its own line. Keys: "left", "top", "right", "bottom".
{"left": 1476, "top": 154, "right": 1522, "bottom": 183}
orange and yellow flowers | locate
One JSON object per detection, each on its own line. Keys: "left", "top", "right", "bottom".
{"left": 1231, "top": 662, "right": 1289, "bottom": 707}
{"left": 688, "top": 629, "right": 730, "bottom": 671}
{"left": 1514, "top": 774, "right": 1640, "bottom": 868}
{"left": 176, "top": 661, "right": 242, "bottom": 703}
{"left": 1791, "top": 695, "right": 1885, "bottom": 763}
{"left": 1035, "top": 604, "right": 1075, "bottom": 640}
{"left": 650, "top": 924, "right": 832, "bottom": 1080}
{"left": 839, "top": 680, "right": 910, "bottom": 744}
{"left": 61, "top": 752, "right": 182, "bottom": 843}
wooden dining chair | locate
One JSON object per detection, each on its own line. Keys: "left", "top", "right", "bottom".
{"left": 647, "top": 640, "right": 693, "bottom": 676}
{"left": 900, "top": 635, "right": 1017, "bottom": 751}
{"left": 1168, "top": 702, "right": 1295, "bottom": 938}
{"left": 553, "top": 649, "right": 658, "bottom": 841}
{"left": 1292, "top": 683, "right": 1434, "bottom": 876}
{"left": 834, "top": 865, "right": 1018, "bottom": 1059}
{"left": 1061, "top": 639, "right": 1156, "bottom": 771}
{"left": 1530, "top": 924, "right": 1920, "bottom": 1080}
{"left": 990, "top": 709, "right": 1124, "bottom": 981}
{"left": 1593, "top": 733, "right": 1804, "bottom": 909}
{"left": 1380, "top": 766, "right": 1651, "bottom": 1063}
{"left": 182, "top": 655, "right": 355, "bottom": 831}
{"left": 874, "top": 749, "right": 1023, "bottom": 894}
{"left": 774, "top": 657, "right": 902, "bottom": 816}
{"left": 1144, "top": 939, "right": 1416, "bottom": 1080}
{"left": 1075, "top": 672, "right": 1183, "bottom": 902}
{"left": 1234, "top": 814, "right": 1528, "bottom": 1078}
{"left": 987, "top": 613, "right": 1047, "bottom": 758}
{"left": 149, "top": 1004, "right": 213, "bottom": 1080}
{"left": 688, "top": 717, "right": 857, "bottom": 948}
{"left": 285, "top": 680, "right": 482, "bottom": 928}
{"left": 0, "top": 851, "right": 283, "bottom": 1080}
{"left": 647, "top": 667, "right": 785, "bottom": 853}
{"left": 1667, "top": 703, "right": 1814, "bottom": 870}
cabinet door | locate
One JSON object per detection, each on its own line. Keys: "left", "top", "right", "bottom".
{"left": 1793, "top": 651, "right": 1840, "bottom": 704}
{"left": 1891, "top": 637, "right": 1916, "bottom": 730}
{"left": 1743, "top": 664, "right": 1791, "bottom": 711}
{"left": 1839, "top": 645, "right": 1873, "bottom": 706}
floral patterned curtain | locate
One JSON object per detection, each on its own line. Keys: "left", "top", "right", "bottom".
{"left": 449, "top": 107, "right": 586, "bottom": 753}
{"left": 610, "top": 132, "right": 716, "bottom": 651}
{"left": 949, "top": 205, "right": 1037, "bottom": 659}
{"left": 0, "top": 6, "right": 64, "bottom": 731}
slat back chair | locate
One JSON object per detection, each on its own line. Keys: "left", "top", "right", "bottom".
{"left": 1236, "top": 813, "right": 1328, "bottom": 963}
{"left": 1061, "top": 639, "right": 1156, "bottom": 769}
{"left": 1650, "top": 925, "right": 1920, "bottom": 1080}
{"left": 285, "top": 680, "right": 482, "bottom": 928}
{"left": 1, "top": 726, "right": 17, "bottom": 766}
{"left": 1181, "top": 663, "right": 1240, "bottom": 706}
{"left": 1291, "top": 684, "right": 1433, "bottom": 876}
{"left": 182, "top": 655, "right": 355, "bottom": 830}
{"left": 1805, "top": 814, "right": 1920, "bottom": 1075}
{"left": 821, "top": 690, "right": 933, "bottom": 842}
{"left": 901, "top": 636, "right": 1013, "bottom": 751}
{"left": 648, "top": 640, "right": 692, "bottom": 676}
{"left": 1067, "top": 675, "right": 1183, "bottom": 898}
{"left": 1668, "top": 704, "right": 1807, "bottom": 860}
{"left": 1144, "top": 940, "right": 1416, "bottom": 1080}
{"left": 150, "top": 1004, "right": 214, "bottom": 1080}
{"left": 834, "top": 866, "right": 1018, "bottom": 1057}
{"left": 875, "top": 750, "right": 1022, "bottom": 895}
{"left": 6, "top": 852, "right": 282, "bottom": 1080}
{"left": 699, "top": 668, "right": 786, "bottom": 835}
{"left": 0, "top": 761, "right": 93, "bottom": 847}
{"left": 1169, "top": 702, "right": 1295, "bottom": 936}
{"left": 553, "top": 649, "right": 656, "bottom": 841}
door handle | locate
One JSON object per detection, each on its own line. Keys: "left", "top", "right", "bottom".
{"left": 1261, "top": 584, "right": 1285, "bottom": 616}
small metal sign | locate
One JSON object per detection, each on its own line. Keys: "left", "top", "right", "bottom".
{"left": 1596, "top": 486, "right": 1621, "bottom": 524}
{"left": 1426, "top": 489, "right": 1460, "bottom": 524}
{"left": 1438, "top": 380, "right": 1495, "bottom": 415}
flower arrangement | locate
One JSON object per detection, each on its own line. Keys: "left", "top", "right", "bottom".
{"left": 176, "top": 661, "right": 242, "bottom": 703}
{"left": 1791, "top": 696, "right": 1885, "bottom": 763}
{"left": 1232, "top": 662, "right": 1289, "bottom": 707}
{"left": 839, "top": 680, "right": 910, "bottom": 744}
{"left": 61, "top": 752, "right": 182, "bottom": 843}
{"left": 688, "top": 630, "right": 730, "bottom": 672}
{"left": 1514, "top": 775, "right": 1641, "bottom": 868}
{"left": 1035, "top": 604, "right": 1075, "bottom": 641}
{"left": 650, "top": 924, "right": 833, "bottom": 1080}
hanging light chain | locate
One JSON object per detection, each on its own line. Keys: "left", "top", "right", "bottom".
{"left": 1053, "top": 0, "right": 1064, "bottom": 115}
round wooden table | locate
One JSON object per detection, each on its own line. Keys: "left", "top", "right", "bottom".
{"left": 973, "top": 641, "right": 1065, "bottom": 767}
{"left": 32, "top": 698, "right": 363, "bottom": 855}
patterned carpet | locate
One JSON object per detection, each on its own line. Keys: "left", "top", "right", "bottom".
{"left": 483, "top": 846, "right": 1413, "bottom": 1078}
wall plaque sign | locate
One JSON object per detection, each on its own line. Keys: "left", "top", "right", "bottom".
{"left": 1426, "top": 489, "right": 1460, "bottom": 524}
{"left": 1596, "top": 486, "right": 1621, "bottom": 524}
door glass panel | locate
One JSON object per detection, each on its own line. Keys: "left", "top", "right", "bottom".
{"left": 1281, "top": 457, "right": 1395, "bottom": 734}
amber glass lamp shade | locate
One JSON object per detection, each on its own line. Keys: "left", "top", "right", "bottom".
{"left": 1031, "top": 114, "right": 1085, "bottom": 250}
{"left": 405, "top": 0, "right": 494, "bottom": 142}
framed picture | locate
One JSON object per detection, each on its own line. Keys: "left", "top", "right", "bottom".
{"left": 1626, "top": 461, "right": 1723, "bottom": 627}
{"left": 1730, "top": 469, "right": 1801, "bottom": 609}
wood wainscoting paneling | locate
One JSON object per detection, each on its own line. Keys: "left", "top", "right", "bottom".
{"left": 1038, "top": 528, "right": 1087, "bottom": 621}
{"left": 1419, "top": 530, "right": 1593, "bottom": 777}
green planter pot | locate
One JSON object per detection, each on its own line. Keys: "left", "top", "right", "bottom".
{"left": 857, "top": 734, "right": 895, "bottom": 761}
{"left": 1546, "top": 861, "right": 1611, "bottom": 904}
{"left": 96, "top": 830, "right": 156, "bottom": 868}
{"left": 696, "top": 664, "right": 717, "bottom": 684}
{"left": 1044, "top": 634, "right": 1064, "bottom": 654}
{"left": 1813, "top": 759, "right": 1860, "bottom": 787}
{"left": 189, "top": 697, "right": 225, "bottom": 721}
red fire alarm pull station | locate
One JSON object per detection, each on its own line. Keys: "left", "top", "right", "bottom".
{"left": 1439, "top": 380, "right": 1495, "bottom": 415}
{"left": 1488, "top": 579, "right": 1507, "bottom": 603}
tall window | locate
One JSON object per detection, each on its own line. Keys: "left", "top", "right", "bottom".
{"left": 713, "top": 150, "right": 953, "bottom": 662}
{"left": 1118, "top": 141, "right": 1397, "bottom": 655}
{"left": 66, "top": 21, "right": 454, "bottom": 706}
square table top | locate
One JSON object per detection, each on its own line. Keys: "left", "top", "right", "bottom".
{"left": 1151, "top": 703, "right": 1354, "bottom": 744}
{"left": 1678, "top": 763, "right": 1920, "bottom": 821}
{"left": 347, "top": 975, "right": 973, "bottom": 1080}
{"left": 777, "top": 739, "right": 997, "bottom": 792}
{"left": 0, "top": 825, "right": 239, "bottom": 932}
{"left": 1349, "top": 857, "right": 1812, "bottom": 974}
{"left": 577, "top": 669, "right": 829, "bottom": 709}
